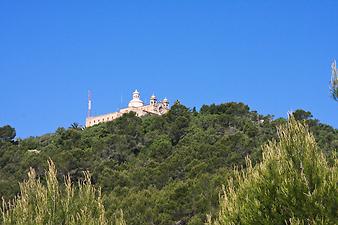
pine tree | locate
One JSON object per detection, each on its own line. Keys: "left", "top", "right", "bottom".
{"left": 208, "top": 116, "right": 337, "bottom": 225}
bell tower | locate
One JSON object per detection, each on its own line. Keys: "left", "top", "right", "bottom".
{"left": 162, "top": 98, "right": 169, "bottom": 109}
{"left": 150, "top": 94, "right": 157, "bottom": 106}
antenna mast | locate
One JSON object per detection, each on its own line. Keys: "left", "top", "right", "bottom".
{"left": 87, "top": 90, "right": 92, "bottom": 118}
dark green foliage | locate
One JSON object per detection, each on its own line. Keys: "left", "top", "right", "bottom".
{"left": 0, "top": 125, "right": 16, "bottom": 142}
{"left": 292, "top": 109, "right": 313, "bottom": 121}
{"left": 0, "top": 103, "right": 336, "bottom": 225}
{"left": 200, "top": 102, "right": 250, "bottom": 116}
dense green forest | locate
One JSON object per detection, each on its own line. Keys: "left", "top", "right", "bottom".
{"left": 0, "top": 102, "right": 337, "bottom": 225}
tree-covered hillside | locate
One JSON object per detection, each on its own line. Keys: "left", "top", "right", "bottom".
{"left": 0, "top": 102, "right": 337, "bottom": 225}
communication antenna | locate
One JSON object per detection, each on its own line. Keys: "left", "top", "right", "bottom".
{"left": 87, "top": 90, "right": 92, "bottom": 118}
{"left": 331, "top": 59, "right": 337, "bottom": 84}
{"left": 121, "top": 93, "right": 123, "bottom": 107}
{"left": 118, "top": 91, "right": 124, "bottom": 111}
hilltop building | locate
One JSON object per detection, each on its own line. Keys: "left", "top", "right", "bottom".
{"left": 86, "top": 90, "right": 169, "bottom": 127}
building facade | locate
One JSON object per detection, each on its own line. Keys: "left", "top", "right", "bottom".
{"left": 86, "top": 90, "right": 169, "bottom": 127}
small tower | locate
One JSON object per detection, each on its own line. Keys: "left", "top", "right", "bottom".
{"left": 150, "top": 94, "right": 157, "bottom": 106}
{"left": 162, "top": 97, "right": 169, "bottom": 109}
{"left": 128, "top": 89, "right": 144, "bottom": 108}
{"left": 133, "top": 89, "right": 140, "bottom": 99}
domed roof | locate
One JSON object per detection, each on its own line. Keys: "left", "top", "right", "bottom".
{"left": 133, "top": 89, "right": 140, "bottom": 94}
{"left": 128, "top": 98, "right": 144, "bottom": 108}
{"left": 163, "top": 97, "right": 169, "bottom": 102}
{"left": 150, "top": 94, "right": 157, "bottom": 100}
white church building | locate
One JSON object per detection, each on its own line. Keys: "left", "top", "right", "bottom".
{"left": 86, "top": 90, "right": 169, "bottom": 127}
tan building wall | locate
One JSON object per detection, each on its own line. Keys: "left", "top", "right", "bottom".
{"left": 86, "top": 90, "right": 169, "bottom": 127}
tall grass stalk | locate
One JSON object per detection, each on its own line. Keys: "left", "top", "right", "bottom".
{"left": 1, "top": 160, "right": 108, "bottom": 225}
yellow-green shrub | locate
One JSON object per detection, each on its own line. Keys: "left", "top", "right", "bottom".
{"left": 1, "top": 160, "right": 108, "bottom": 225}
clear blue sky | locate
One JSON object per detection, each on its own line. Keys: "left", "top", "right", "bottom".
{"left": 0, "top": 0, "right": 337, "bottom": 138}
